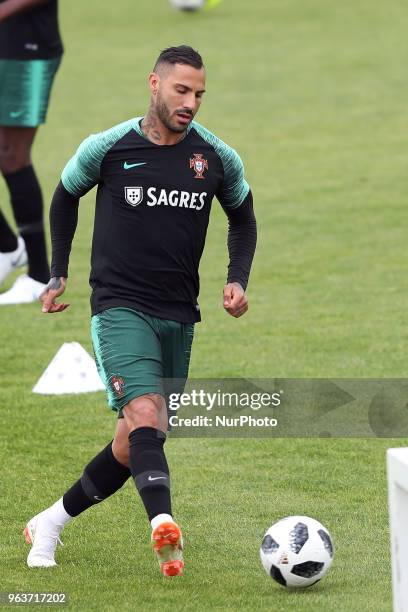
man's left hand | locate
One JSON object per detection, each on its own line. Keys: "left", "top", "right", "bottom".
{"left": 223, "top": 282, "right": 248, "bottom": 318}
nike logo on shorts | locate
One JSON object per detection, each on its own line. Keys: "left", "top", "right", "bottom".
{"left": 148, "top": 475, "right": 167, "bottom": 481}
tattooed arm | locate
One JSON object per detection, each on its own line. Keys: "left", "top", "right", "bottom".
{"left": 40, "top": 276, "right": 69, "bottom": 313}
{"left": 40, "top": 181, "right": 79, "bottom": 313}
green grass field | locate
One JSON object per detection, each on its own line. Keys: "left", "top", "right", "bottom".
{"left": 1, "top": 0, "right": 408, "bottom": 609}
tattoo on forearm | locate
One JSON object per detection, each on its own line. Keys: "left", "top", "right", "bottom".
{"left": 48, "top": 277, "right": 62, "bottom": 290}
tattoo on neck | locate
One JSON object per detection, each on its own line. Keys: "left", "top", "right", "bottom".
{"left": 141, "top": 111, "right": 159, "bottom": 137}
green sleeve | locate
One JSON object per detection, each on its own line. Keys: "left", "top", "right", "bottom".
{"left": 192, "top": 121, "right": 250, "bottom": 209}
{"left": 61, "top": 118, "right": 139, "bottom": 197}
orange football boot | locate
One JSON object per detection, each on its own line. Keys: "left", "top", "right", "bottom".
{"left": 151, "top": 521, "right": 184, "bottom": 576}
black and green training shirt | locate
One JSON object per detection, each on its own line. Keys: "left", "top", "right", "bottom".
{"left": 0, "top": 0, "right": 63, "bottom": 60}
{"left": 59, "top": 117, "right": 252, "bottom": 323}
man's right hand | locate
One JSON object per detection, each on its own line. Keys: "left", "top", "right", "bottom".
{"left": 40, "top": 277, "right": 69, "bottom": 313}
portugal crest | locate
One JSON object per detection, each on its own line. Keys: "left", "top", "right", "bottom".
{"left": 111, "top": 376, "right": 125, "bottom": 398}
{"left": 125, "top": 186, "right": 143, "bottom": 206}
{"left": 190, "top": 153, "right": 208, "bottom": 179}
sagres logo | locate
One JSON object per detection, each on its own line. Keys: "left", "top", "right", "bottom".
{"left": 125, "top": 186, "right": 143, "bottom": 206}
{"left": 190, "top": 153, "right": 208, "bottom": 179}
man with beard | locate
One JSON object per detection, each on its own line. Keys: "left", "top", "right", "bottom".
{"left": 24, "top": 45, "right": 257, "bottom": 576}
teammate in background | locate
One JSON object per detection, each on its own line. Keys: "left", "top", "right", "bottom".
{"left": 0, "top": 0, "right": 63, "bottom": 304}
{"left": 25, "top": 46, "right": 257, "bottom": 576}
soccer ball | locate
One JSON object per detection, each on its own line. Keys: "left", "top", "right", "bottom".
{"left": 169, "top": 0, "right": 205, "bottom": 10}
{"left": 260, "top": 516, "right": 334, "bottom": 588}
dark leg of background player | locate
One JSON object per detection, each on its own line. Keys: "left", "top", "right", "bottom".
{"left": 4, "top": 166, "right": 49, "bottom": 282}
{"left": 0, "top": 127, "right": 49, "bottom": 282}
{"left": 0, "top": 209, "right": 17, "bottom": 251}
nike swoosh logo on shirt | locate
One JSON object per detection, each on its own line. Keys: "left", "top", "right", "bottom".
{"left": 10, "top": 110, "right": 23, "bottom": 118}
{"left": 123, "top": 161, "right": 147, "bottom": 170}
{"left": 148, "top": 475, "right": 167, "bottom": 481}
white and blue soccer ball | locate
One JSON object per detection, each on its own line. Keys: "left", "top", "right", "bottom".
{"left": 169, "top": 0, "right": 206, "bottom": 11}
{"left": 260, "top": 516, "right": 334, "bottom": 588}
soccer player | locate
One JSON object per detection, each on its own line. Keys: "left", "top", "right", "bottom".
{"left": 0, "top": 0, "right": 63, "bottom": 303}
{"left": 24, "top": 46, "right": 257, "bottom": 576}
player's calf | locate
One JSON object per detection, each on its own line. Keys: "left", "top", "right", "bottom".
{"left": 125, "top": 418, "right": 184, "bottom": 576}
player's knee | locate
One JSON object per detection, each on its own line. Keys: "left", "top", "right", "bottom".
{"left": 112, "top": 438, "right": 130, "bottom": 467}
{"left": 123, "top": 395, "right": 161, "bottom": 429}
{"left": 0, "top": 144, "right": 30, "bottom": 174}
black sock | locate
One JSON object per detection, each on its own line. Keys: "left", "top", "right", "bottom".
{"left": 129, "top": 427, "right": 171, "bottom": 521}
{"left": 62, "top": 442, "right": 131, "bottom": 517}
{"left": 0, "top": 209, "right": 17, "bottom": 252}
{"left": 4, "top": 165, "right": 49, "bottom": 283}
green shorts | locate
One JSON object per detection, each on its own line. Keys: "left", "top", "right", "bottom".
{"left": 91, "top": 307, "right": 195, "bottom": 413}
{"left": 0, "top": 57, "right": 61, "bottom": 127}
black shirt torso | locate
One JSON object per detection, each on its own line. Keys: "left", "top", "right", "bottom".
{"left": 0, "top": 0, "right": 63, "bottom": 60}
{"left": 61, "top": 118, "right": 249, "bottom": 323}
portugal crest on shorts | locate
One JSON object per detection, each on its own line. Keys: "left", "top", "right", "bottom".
{"left": 111, "top": 375, "right": 125, "bottom": 398}
{"left": 125, "top": 186, "right": 143, "bottom": 206}
{"left": 190, "top": 153, "right": 208, "bottom": 179}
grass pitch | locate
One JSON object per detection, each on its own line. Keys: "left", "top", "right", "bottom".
{"left": 1, "top": 0, "right": 407, "bottom": 609}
